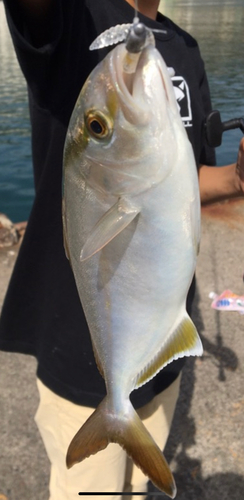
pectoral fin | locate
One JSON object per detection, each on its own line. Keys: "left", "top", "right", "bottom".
{"left": 80, "top": 197, "right": 140, "bottom": 261}
{"left": 136, "top": 314, "right": 202, "bottom": 388}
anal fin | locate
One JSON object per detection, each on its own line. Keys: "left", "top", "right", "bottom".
{"left": 136, "top": 314, "right": 202, "bottom": 388}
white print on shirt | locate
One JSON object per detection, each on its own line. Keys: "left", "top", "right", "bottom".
{"left": 171, "top": 76, "right": 193, "bottom": 128}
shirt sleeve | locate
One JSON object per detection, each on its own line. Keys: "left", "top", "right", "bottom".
{"left": 2, "top": 0, "right": 91, "bottom": 111}
{"left": 4, "top": 0, "right": 63, "bottom": 46}
{"left": 3, "top": 0, "right": 63, "bottom": 100}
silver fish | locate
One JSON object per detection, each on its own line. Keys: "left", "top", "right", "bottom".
{"left": 62, "top": 38, "right": 202, "bottom": 498}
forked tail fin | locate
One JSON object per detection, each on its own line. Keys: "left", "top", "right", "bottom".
{"left": 66, "top": 397, "right": 176, "bottom": 498}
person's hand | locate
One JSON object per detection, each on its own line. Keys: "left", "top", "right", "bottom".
{"left": 235, "top": 137, "right": 244, "bottom": 194}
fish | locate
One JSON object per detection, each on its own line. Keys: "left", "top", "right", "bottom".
{"left": 62, "top": 26, "right": 202, "bottom": 499}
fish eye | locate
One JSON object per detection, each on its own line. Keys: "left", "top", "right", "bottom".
{"left": 85, "top": 109, "right": 113, "bottom": 140}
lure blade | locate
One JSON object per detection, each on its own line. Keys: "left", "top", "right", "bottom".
{"left": 89, "top": 23, "right": 132, "bottom": 51}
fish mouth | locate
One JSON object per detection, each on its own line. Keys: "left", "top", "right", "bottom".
{"left": 109, "top": 43, "right": 178, "bottom": 126}
{"left": 109, "top": 43, "right": 153, "bottom": 125}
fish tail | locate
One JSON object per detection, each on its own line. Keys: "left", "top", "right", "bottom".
{"left": 66, "top": 396, "right": 176, "bottom": 499}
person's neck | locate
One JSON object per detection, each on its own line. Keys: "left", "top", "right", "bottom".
{"left": 125, "top": 0, "right": 160, "bottom": 21}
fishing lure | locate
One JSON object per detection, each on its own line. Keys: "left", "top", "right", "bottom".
{"left": 89, "top": 0, "right": 166, "bottom": 54}
{"left": 89, "top": 3, "right": 168, "bottom": 74}
{"left": 89, "top": 23, "right": 133, "bottom": 51}
{"left": 209, "top": 290, "right": 244, "bottom": 314}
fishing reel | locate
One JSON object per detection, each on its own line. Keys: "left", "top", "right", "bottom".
{"left": 205, "top": 110, "right": 244, "bottom": 148}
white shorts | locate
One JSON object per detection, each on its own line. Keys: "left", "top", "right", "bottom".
{"left": 35, "top": 375, "right": 181, "bottom": 500}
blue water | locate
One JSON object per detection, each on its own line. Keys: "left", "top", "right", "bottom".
{"left": 0, "top": 0, "right": 244, "bottom": 222}
{"left": 0, "top": 2, "right": 33, "bottom": 222}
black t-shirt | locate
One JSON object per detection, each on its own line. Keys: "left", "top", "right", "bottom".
{"left": 0, "top": 0, "right": 215, "bottom": 408}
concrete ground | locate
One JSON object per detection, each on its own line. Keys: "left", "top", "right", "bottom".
{"left": 0, "top": 200, "right": 244, "bottom": 500}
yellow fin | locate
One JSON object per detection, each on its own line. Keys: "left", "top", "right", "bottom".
{"left": 136, "top": 314, "right": 202, "bottom": 388}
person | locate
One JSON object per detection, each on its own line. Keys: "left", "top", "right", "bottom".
{"left": 1, "top": 0, "right": 244, "bottom": 499}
